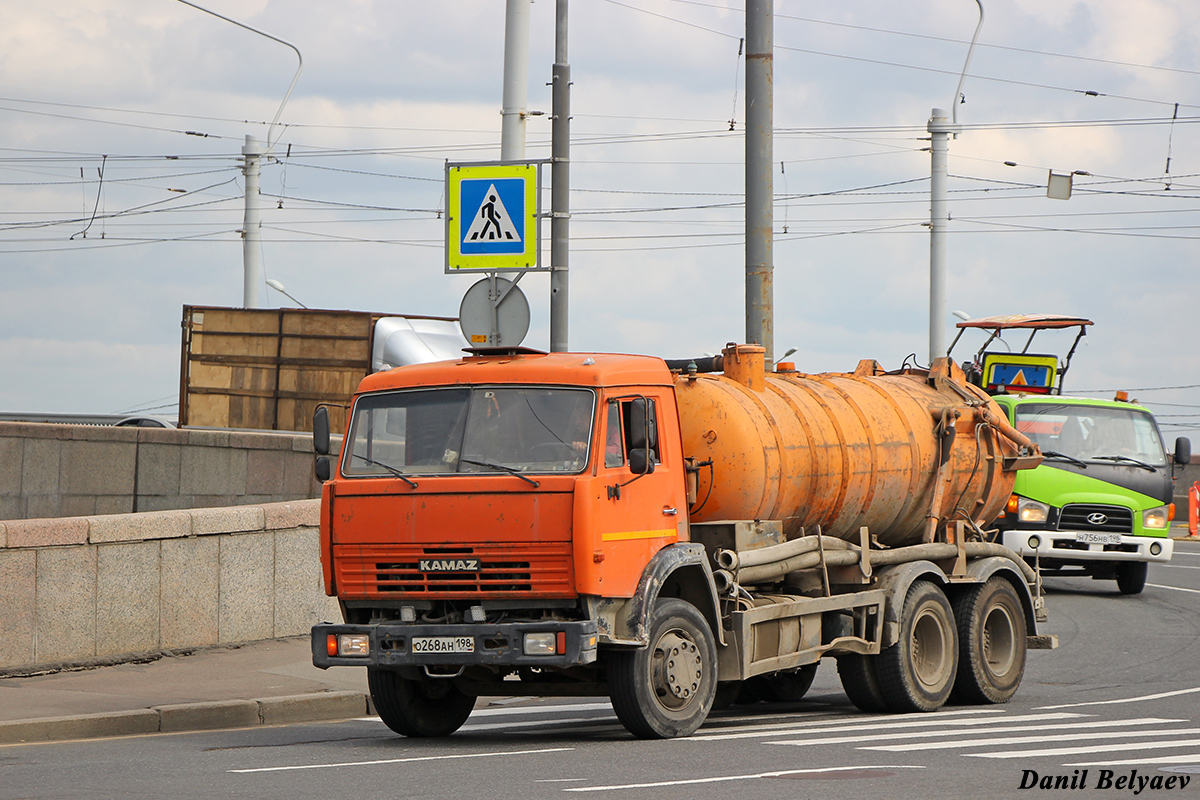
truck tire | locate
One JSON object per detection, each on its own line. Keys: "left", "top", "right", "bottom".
{"left": 609, "top": 598, "right": 717, "bottom": 739}
{"left": 368, "top": 668, "right": 475, "bottom": 737}
{"left": 875, "top": 580, "right": 957, "bottom": 712}
{"left": 759, "top": 664, "right": 819, "bottom": 702}
{"left": 950, "top": 578, "right": 1026, "bottom": 704}
{"left": 1116, "top": 561, "right": 1148, "bottom": 595}
{"left": 837, "top": 654, "right": 888, "bottom": 712}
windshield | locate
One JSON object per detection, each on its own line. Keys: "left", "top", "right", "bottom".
{"left": 342, "top": 386, "right": 595, "bottom": 477}
{"left": 1014, "top": 403, "right": 1166, "bottom": 467}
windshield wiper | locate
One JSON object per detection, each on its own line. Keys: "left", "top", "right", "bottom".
{"left": 350, "top": 453, "right": 419, "bottom": 488}
{"left": 460, "top": 458, "right": 540, "bottom": 487}
{"left": 1093, "top": 455, "right": 1157, "bottom": 472}
{"left": 1041, "top": 450, "right": 1088, "bottom": 469}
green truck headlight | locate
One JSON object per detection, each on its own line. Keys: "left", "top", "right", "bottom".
{"left": 1017, "top": 497, "right": 1050, "bottom": 524}
{"left": 1143, "top": 506, "right": 1170, "bottom": 531}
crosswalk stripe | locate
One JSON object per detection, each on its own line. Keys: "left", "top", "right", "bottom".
{"left": 867, "top": 726, "right": 1200, "bottom": 753}
{"left": 966, "top": 737, "right": 1200, "bottom": 759}
{"left": 764, "top": 718, "right": 1181, "bottom": 748}
{"left": 1066, "top": 753, "right": 1200, "bottom": 767}
{"left": 684, "top": 711, "right": 1078, "bottom": 742}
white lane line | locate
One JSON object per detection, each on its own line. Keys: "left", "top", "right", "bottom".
{"left": 686, "top": 712, "right": 1082, "bottom": 742}
{"left": 1067, "top": 753, "right": 1200, "bottom": 767}
{"left": 562, "top": 765, "right": 925, "bottom": 792}
{"left": 765, "top": 718, "right": 1180, "bottom": 748}
{"left": 1038, "top": 686, "right": 1200, "bottom": 710}
{"left": 865, "top": 726, "right": 1200, "bottom": 753}
{"left": 470, "top": 702, "right": 614, "bottom": 718}
{"left": 967, "top": 738, "right": 1200, "bottom": 760}
{"left": 1149, "top": 583, "right": 1200, "bottom": 595}
{"left": 228, "top": 746, "right": 574, "bottom": 774}
{"left": 462, "top": 716, "right": 617, "bottom": 732}
{"left": 1158, "top": 564, "right": 1200, "bottom": 570}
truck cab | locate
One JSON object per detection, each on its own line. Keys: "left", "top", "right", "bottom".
{"left": 948, "top": 314, "right": 1192, "bottom": 595}
{"left": 991, "top": 394, "right": 1188, "bottom": 594}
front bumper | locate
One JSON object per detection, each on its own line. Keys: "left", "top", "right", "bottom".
{"left": 1001, "top": 529, "right": 1173, "bottom": 564}
{"left": 312, "top": 620, "right": 599, "bottom": 669}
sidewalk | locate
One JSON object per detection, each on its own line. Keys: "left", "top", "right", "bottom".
{"left": 0, "top": 637, "right": 372, "bottom": 745}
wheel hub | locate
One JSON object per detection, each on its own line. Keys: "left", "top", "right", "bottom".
{"left": 652, "top": 629, "right": 703, "bottom": 708}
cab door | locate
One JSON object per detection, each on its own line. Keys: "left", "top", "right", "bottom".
{"left": 573, "top": 392, "right": 688, "bottom": 596}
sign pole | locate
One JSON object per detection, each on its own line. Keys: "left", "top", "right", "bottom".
{"left": 549, "top": 0, "right": 570, "bottom": 352}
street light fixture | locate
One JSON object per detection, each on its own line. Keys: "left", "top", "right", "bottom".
{"left": 266, "top": 279, "right": 307, "bottom": 308}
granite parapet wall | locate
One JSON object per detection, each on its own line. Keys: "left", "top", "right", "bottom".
{"left": 0, "top": 500, "right": 338, "bottom": 672}
{"left": 0, "top": 422, "right": 321, "bottom": 521}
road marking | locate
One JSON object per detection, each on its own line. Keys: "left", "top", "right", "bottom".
{"left": 1066, "top": 753, "right": 1200, "bottom": 767}
{"left": 561, "top": 765, "right": 925, "bottom": 792}
{"left": 967, "top": 738, "right": 1200, "bottom": 759}
{"left": 1158, "top": 564, "right": 1200, "bottom": 570}
{"left": 1038, "top": 686, "right": 1200, "bottom": 710}
{"left": 228, "top": 746, "right": 574, "bottom": 774}
{"left": 1149, "top": 583, "right": 1200, "bottom": 595}
{"left": 765, "top": 718, "right": 1179, "bottom": 748}
{"left": 471, "top": 702, "right": 614, "bottom": 718}
{"left": 462, "top": 716, "right": 618, "bottom": 732}
{"left": 865, "top": 725, "right": 1200, "bottom": 753}
{"left": 685, "top": 707, "right": 1012, "bottom": 740}
{"left": 686, "top": 711, "right": 1079, "bottom": 742}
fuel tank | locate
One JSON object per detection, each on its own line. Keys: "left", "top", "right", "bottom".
{"left": 675, "top": 344, "right": 1022, "bottom": 547}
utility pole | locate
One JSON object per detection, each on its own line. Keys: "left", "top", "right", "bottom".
{"left": 745, "top": 0, "right": 773, "bottom": 363}
{"left": 549, "top": 0, "right": 570, "bottom": 352}
{"left": 242, "top": 134, "right": 263, "bottom": 308}
{"left": 500, "top": 0, "right": 531, "bottom": 161}
{"left": 927, "top": 108, "right": 952, "bottom": 362}
{"left": 927, "top": 0, "right": 983, "bottom": 363}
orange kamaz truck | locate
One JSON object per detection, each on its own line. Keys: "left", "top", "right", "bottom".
{"left": 310, "top": 343, "right": 1050, "bottom": 739}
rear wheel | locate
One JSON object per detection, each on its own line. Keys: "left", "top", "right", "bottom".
{"left": 1116, "top": 561, "right": 1148, "bottom": 595}
{"left": 368, "top": 668, "right": 475, "bottom": 737}
{"left": 837, "top": 654, "right": 888, "bottom": 712}
{"left": 951, "top": 578, "right": 1026, "bottom": 704}
{"left": 609, "top": 598, "right": 717, "bottom": 739}
{"left": 875, "top": 580, "right": 957, "bottom": 712}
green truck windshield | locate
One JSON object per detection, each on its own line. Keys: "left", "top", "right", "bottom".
{"left": 342, "top": 386, "right": 595, "bottom": 477}
{"left": 1014, "top": 403, "right": 1166, "bottom": 467}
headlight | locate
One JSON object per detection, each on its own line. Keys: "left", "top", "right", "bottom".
{"left": 1143, "top": 506, "right": 1170, "bottom": 530}
{"left": 337, "top": 634, "right": 370, "bottom": 657}
{"left": 524, "top": 633, "right": 558, "bottom": 656}
{"left": 1017, "top": 497, "right": 1050, "bottom": 524}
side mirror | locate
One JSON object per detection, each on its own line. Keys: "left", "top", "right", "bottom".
{"left": 313, "top": 406, "right": 330, "bottom": 455}
{"left": 629, "top": 448, "right": 655, "bottom": 475}
{"left": 315, "top": 456, "right": 331, "bottom": 483}
{"left": 1175, "top": 437, "right": 1192, "bottom": 466}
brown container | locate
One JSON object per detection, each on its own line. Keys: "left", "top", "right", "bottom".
{"left": 675, "top": 344, "right": 1019, "bottom": 547}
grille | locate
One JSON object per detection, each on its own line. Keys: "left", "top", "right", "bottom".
{"left": 335, "top": 542, "right": 574, "bottom": 597}
{"left": 1058, "top": 504, "right": 1133, "bottom": 534}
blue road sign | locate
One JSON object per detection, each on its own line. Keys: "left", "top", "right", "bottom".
{"left": 446, "top": 162, "right": 540, "bottom": 272}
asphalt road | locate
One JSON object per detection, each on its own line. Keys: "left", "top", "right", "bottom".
{"left": 5, "top": 541, "right": 1200, "bottom": 800}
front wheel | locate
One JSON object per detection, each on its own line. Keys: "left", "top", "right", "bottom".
{"left": 875, "top": 580, "right": 958, "bottom": 713}
{"left": 609, "top": 598, "right": 718, "bottom": 739}
{"left": 1116, "top": 561, "right": 1148, "bottom": 595}
{"left": 951, "top": 577, "right": 1026, "bottom": 704}
{"left": 368, "top": 668, "right": 476, "bottom": 737}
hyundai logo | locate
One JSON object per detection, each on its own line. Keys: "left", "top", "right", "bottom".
{"left": 1087, "top": 512, "right": 1109, "bottom": 526}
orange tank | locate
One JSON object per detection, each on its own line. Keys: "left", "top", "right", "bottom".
{"left": 675, "top": 344, "right": 1022, "bottom": 547}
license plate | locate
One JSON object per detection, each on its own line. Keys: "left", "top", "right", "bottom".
{"left": 411, "top": 636, "right": 475, "bottom": 654}
{"left": 1075, "top": 531, "right": 1122, "bottom": 545}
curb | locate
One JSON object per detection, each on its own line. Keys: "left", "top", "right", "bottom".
{"left": 0, "top": 690, "right": 372, "bottom": 746}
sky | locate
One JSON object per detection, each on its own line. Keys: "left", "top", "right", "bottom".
{"left": 0, "top": 0, "right": 1197, "bottom": 441}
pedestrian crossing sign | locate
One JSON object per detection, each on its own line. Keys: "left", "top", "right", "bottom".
{"left": 446, "top": 162, "right": 541, "bottom": 272}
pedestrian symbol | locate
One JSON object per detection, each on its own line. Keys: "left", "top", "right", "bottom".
{"left": 463, "top": 183, "right": 522, "bottom": 246}
{"left": 446, "top": 162, "right": 541, "bottom": 273}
